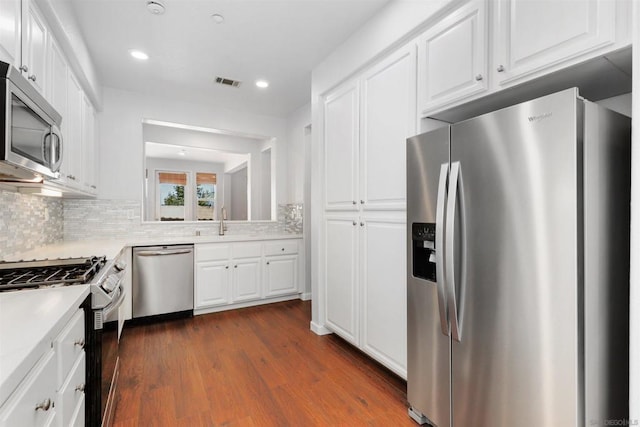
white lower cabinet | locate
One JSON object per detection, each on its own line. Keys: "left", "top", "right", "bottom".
{"left": 360, "top": 217, "right": 407, "bottom": 377}
{"left": 0, "top": 308, "right": 86, "bottom": 427}
{"left": 325, "top": 216, "right": 359, "bottom": 345}
{"left": 264, "top": 255, "right": 298, "bottom": 297}
{"left": 0, "top": 350, "right": 58, "bottom": 427}
{"left": 195, "top": 260, "right": 231, "bottom": 308}
{"left": 232, "top": 259, "right": 261, "bottom": 302}
{"left": 324, "top": 215, "right": 407, "bottom": 378}
{"left": 195, "top": 239, "right": 301, "bottom": 313}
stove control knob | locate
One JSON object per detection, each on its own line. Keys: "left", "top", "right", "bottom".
{"left": 101, "top": 275, "right": 119, "bottom": 293}
{"left": 114, "top": 261, "right": 127, "bottom": 271}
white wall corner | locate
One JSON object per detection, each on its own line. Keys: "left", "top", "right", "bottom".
{"left": 310, "top": 321, "right": 332, "bottom": 336}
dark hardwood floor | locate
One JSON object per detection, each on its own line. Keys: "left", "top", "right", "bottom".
{"left": 112, "top": 300, "right": 415, "bottom": 426}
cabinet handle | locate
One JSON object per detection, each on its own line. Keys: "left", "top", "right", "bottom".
{"left": 497, "top": 65, "right": 505, "bottom": 72}
{"left": 234, "top": 265, "right": 237, "bottom": 268}
{"left": 360, "top": 200, "right": 364, "bottom": 204}
{"left": 281, "top": 248, "right": 285, "bottom": 251}
{"left": 266, "top": 261, "right": 270, "bottom": 265}
{"left": 74, "top": 338, "right": 85, "bottom": 349}
{"left": 28, "top": 74, "right": 37, "bottom": 82}
{"left": 352, "top": 221, "right": 357, "bottom": 226}
{"left": 91, "top": 185, "right": 97, "bottom": 189}
{"left": 360, "top": 222, "right": 364, "bottom": 227}
{"left": 225, "top": 265, "right": 229, "bottom": 269}
{"left": 475, "top": 74, "right": 483, "bottom": 81}
{"left": 19, "top": 64, "right": 28, "bottom": 73}
{"left": 75, "top": 383, "right": 85, "bottom": 393}
{"left": 352, "top": 201, "right": 356, "bottom": 205}
{"left": 35, "top": 398, "right": 52, "bottom": 411}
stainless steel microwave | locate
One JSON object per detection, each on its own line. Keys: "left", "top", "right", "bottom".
{"left": 0, "top": 60, "right": 63, "bottom": 183}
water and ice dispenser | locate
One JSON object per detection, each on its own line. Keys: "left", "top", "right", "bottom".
{"left": 412, "top": 222, "right": 437, "bottom": 282}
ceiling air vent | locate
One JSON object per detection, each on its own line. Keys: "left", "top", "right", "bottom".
{"left": 215, "top": 77, "right": 242, "bottom": 88}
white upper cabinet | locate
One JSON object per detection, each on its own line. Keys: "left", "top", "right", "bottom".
{"left": 81, "top": 94, "right": 97, "bottom": 193}
{"left": 22, "top": 0, "right": 48, "bottom": 94}
{"left": 493, "top": 0, "right": 617, "bottom": 87}
{"left": 324, "top": 81, "right": 359, "bottom": 211}
{"left": 0, "top": 0, "right": 21, "bottom": 65}
{"left": 360, "top": 44, "right": 416, "bottom": 210}
{"left": 417, "top": 0, "right": 487, "bottom": 114}
{"left": 49, "top": 39, "right": 68, "bottom": 182}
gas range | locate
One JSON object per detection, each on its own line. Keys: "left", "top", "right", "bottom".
{"left": 0, "top": 256, "right": 107, "bottom": 291}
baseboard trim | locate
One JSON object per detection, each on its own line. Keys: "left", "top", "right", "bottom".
{"left": 310, "top": 321, "right": 332, "bottom": 335}
{"left": 299, "top": 292, "right": 312, "bottom": 301}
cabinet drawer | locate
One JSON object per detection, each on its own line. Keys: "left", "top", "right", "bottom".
{"left": 54, "top": 309, "right": 84, "bottom": 387}
{"left": 0, "top": 350, "right": 58, "bottom": 427}
{"left": 196, "top": 244, "right": 231, "bottom": 261}
{"left": 232, "top": 243, "right": 262, "bottom": 259}
{"left": 264, "top": 241, "right": 299, "bottom": 256}
{"left": 57, "top": 353, "right": 85, "bottom": 427}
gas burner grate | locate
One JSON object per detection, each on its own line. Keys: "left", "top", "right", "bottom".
{"left": 0, "top": 256, "right": 107, "bottom": 291}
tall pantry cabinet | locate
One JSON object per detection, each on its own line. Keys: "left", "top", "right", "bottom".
{"left": 322, "top": 43, "right": 415, "bottom": 378}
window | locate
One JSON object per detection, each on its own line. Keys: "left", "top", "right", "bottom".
{"left": 158, "top": 172, "right": 187, "bottom": 221}
{"left": 156, "top": 171, "right": 217, "bottom": 221}
{"left": 196, "top": 173, "right": 216, "bottom": 221}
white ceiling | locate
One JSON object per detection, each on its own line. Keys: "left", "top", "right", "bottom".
{"left": 69, "top": 0, "right": 391, "bottom": 117}
{"left": 145, "top": 141, "right": 248, "bottom": 171}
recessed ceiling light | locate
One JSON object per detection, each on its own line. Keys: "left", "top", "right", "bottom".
{"left": 147, "top": 1, "right": 165, "bottom": 15}
{"left": 211, "top": 14, "right": 225, "bottom": 24}
{"left": 129, "top": 49, "right": 149, "bottom": 60}
{"left": 255, "top": 80, "right": 269, "bottom": 89}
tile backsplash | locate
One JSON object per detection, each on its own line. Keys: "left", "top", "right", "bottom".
{"left": 0, "top": 190, "right": 63, "bottom": 259}
{"left": 63, "top": 199, "right": 303, "bottom": 241}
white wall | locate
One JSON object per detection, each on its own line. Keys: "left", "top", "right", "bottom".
{"left": 229, "top": 166, "right": 248, "bottom": 221}
{"left": 145, "top": 157, "right": 225, "bottom": 221}
{"left": 286, "top": 103, "right": 311, "bottom": 203}
{"left": 97, "top": 87, "right": 289, "bottom": 215}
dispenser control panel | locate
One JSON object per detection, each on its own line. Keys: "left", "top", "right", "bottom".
{"left": 412, "top": 222, "right": 437, "bottom": 282}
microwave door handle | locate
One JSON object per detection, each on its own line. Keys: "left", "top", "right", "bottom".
{"left": 42, "top": 131, "right": 52, "bottom": 168}
{"left": 51, "top": 126, "right": 63, "bottom": 172}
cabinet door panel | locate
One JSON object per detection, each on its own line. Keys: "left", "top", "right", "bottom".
{"left": 418, "top": 0, "right": 487, "bottom": 114}
{"left": 233, "top": 259, "right": 261, "bottom": 302}
{"left": 325, "top": 217, "right": 359, "bottom": 345}
{"left": 66, "top": 74, "right": 83, "bottom": 188}
{"left": 264, "top": 255, "right": 298, "bottom": 297}
{"left": 24, "top": 3, "right": 47, "bottom": 94}
{"left": 324, "top": 82, "right": 359, "bottom": 211}
{"left": 195, "top": 261, "right": 230, "bottom": 308}
{"left": 0, "top": 350, "right": 57, "bottom": 427}
{"left": 361, "top": 218, "right": 407, "bottom": 378}
{"left": 0, "top": 0, "right": 21, "bottom": 65}
{"left": 495, "top": 0, "right": 616, "bottom": 85}
{"left": 361, "top": 45, "right": 416, "bottom": 210}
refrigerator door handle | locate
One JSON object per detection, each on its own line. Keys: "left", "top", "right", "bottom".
{"left": 446, "top": 161, "right": 464, "bottom": 342}
{"left": 435, "top": 163, "right": 449, "bottom": 336}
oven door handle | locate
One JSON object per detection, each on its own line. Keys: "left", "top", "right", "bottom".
{"left": 102, "top": 283, "right": 126, "bottom": 319}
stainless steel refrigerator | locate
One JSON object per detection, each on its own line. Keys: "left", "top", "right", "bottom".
{"left": 406, "top": 88, "right": 630, "bottom": 427}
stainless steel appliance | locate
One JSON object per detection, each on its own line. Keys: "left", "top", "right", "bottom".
{"left": 406, "top": 88, "right": 630, "bottom": 427}
{"left": 0, "top": 254, "right": 127, "bottom": 427}
{"left": 132, "top": 245, "right": 194, "bottom": 318}
{"left": 0, "top": 60, "right": 63, "bottom": 183}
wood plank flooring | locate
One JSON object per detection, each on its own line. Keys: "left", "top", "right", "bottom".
{"left": 112, "top": 300, "right": 415, "bottom": 426}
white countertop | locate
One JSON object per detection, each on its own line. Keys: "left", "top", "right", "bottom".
{"left": 0, "top": 285, "right": 90, "bottom": 406}
{"left": 3, "top": 233, "right": 302, "bottom": 262}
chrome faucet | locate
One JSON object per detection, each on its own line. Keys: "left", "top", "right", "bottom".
{"left": 219, "top": 206, "right": 227, "bottom": 235}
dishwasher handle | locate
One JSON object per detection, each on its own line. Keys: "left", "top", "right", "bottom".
{"left": 136, "top": 249, "right": 193, "bottom": 257}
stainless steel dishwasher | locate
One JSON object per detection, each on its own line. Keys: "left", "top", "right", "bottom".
{"left": 132, "top": 245, "right": 194, "bottom": 318}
